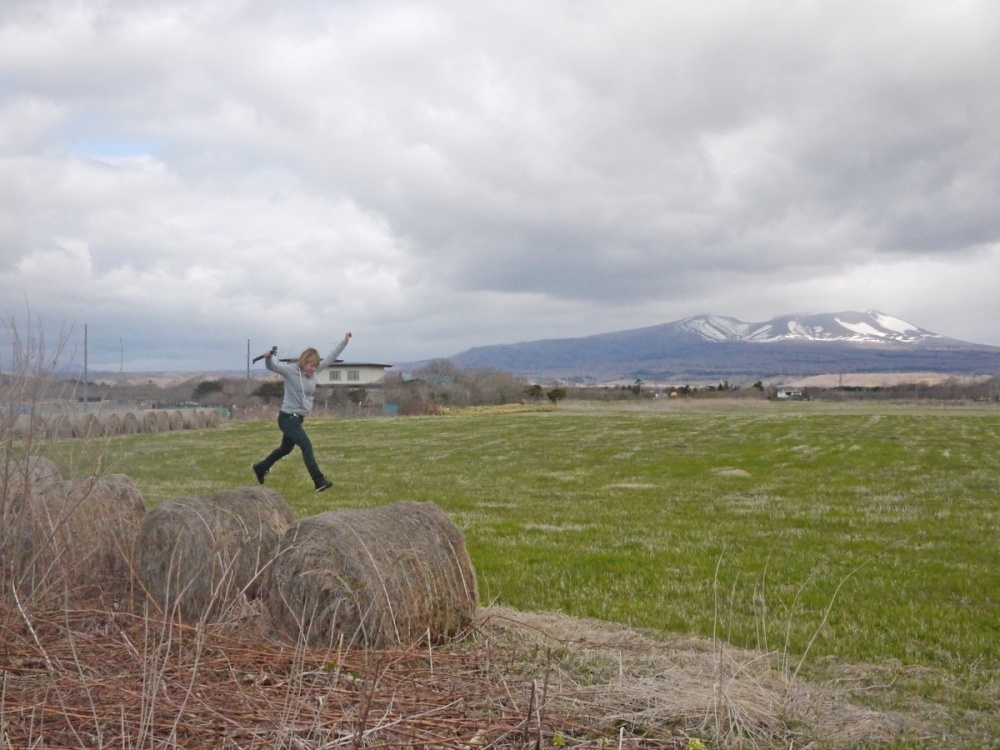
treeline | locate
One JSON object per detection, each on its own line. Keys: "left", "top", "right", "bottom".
{"left": 381, "top": 360, "right": 536, "bottom": 414}
{"left": 809, "top": 376, "right": 1000, "bottom": 402}
{"left": 49, "top": 367, "right": 1000, "bottom": 416}
{"left": 56, "top": 360, "right": 544, "bottom": 416}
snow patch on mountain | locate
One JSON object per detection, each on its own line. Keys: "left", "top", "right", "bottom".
{"left": 835, "top": 320, "right": 885, "bottom": 338}
{"left": 680, "top": 310, "right": 939, "bottom": 345}
{"left": 870, "top": 311, "right": 921, "bottom": 334}
{"left": 681, "top": 314, "right": 753, "bottom": 341}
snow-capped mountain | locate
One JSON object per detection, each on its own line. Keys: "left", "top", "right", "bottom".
{"left": 677, "top": 310, "right": 939, "bottom": 345}
{"left": 424, "top": 310, "right": 1000, "bottom": 382}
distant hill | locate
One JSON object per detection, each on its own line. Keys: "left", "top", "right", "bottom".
{"left": 406, "top": 310, "right": 1000, "bottom": 384}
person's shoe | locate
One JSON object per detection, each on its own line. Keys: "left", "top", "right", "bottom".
{"left": 252, "top": 463, "right": 268, "bottom": 485}
{"left": 315, "top": 478, "right": 333, "bottom": 493}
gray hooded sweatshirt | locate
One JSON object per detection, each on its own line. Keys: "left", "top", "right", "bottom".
{"left": 265, "top": 336, "right": 350, "bottom": 416}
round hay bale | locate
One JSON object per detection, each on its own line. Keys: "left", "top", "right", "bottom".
{"left": 203, "top": 409, "right": 221, "bottom": 427}
{"left": 72, "top": 413, "right": 100, "bottom": 439}
{"left": 169, "top": 410, "right": 184, "bottom": 431}
{"left": 264, "top": 501, "right": 479, "bottom": 649}
{"left": 44, "top": 413, "right": 77, "bottom": 439}
{"left": 98, "top": 412, "right": 121, "bottom": 436}
{"left": 181, "top": 410, "right": 199, "bottom": 429}
{"left": 1, "top": 455, "right": 63, "bottom": 506}
{"left": 12, "top": 414, "right": 40, "bottom": 440}
{"left": 140, "top": 410, "right": 159, "bottom": 433}
{"left": 122, "top": 411, "right": 140, "bottom": 434}
{"left": 2, "top": 473, "right": 145, "bottom": 602}
{"left": 155, "top": 410, "right": 170, "bottom": 431}
{"left": 135, "top": 487, "right": 295, "bottom": 623}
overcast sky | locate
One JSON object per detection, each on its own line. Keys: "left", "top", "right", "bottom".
{"left": 2, "top": 0, "right": 999, "bottom": 372}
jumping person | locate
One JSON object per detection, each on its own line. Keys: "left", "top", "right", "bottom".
{"left": 252, "top": 332, "right": 352, "bottom": 492}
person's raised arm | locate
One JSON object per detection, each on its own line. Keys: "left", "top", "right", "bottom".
{"left": 320, "top": 332, "right": 352, "bottom": 369}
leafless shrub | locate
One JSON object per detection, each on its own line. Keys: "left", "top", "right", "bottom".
{"left": 2, "top": 473, "right": 146, "bottom": 606}
{"left": 2, "top": 310, "right": 77, "bottom": 605}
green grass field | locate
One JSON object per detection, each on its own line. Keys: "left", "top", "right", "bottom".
{"left": 51, "top": 400, "right": 1000, "bottom": 739}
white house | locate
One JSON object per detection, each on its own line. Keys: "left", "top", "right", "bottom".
{"left": 322, "top": 362, "right": 392, "bottom": 387}
{"left": 776, "top": 388, "right": 804, "bottom": 400}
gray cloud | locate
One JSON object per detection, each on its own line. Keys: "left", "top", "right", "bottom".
{"left": 2, "top": 0, "right": 999, "bottom": 371}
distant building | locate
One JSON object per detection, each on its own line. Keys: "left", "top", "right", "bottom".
{"left": 321, "top": 362, "right": 392, "bottom": 387}
{"left": 776, "top": 388, "right": 804, "bottom": 400}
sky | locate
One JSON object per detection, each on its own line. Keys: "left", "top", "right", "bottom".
{"left": 2, "top": 0, "right": 999, "bottom": 372}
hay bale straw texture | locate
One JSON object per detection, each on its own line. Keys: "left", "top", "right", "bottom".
{"left": 135, "top": 487, "right": 295, "bottom": 622}
{"left": 73, "top": 413, "right": 100, "bottom": 438}
{"left": 122, "top": 411, "right": 140, "bottom": 434}
{"left": 1, "top": 454, "right": 63, "bottom": 504}
{"left": 2, "top": 472, "right": 145, "bottom": 602}
{"left": 140, "top": 410, "right": 159, "bottom": 433}
{"left": 265, "top": 501, "right": 479, "bottom": 649}
{"left": 1, "top": 455, "right": 64, "bottom": 558}
{"left": 155, "top": 410, "right": 171, "bottom": 431}
{"left": 44, "top": 413, "right": 76, "bottom": 439}
{"left": 98, "top": 412, "right": 120, "bottom": 436}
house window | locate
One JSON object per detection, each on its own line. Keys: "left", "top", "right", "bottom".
{"left": 348, "top": 370, "right": 360, "bottom": 381}
{"left": 329, "top": 370, "right": 341, "bottom": 382}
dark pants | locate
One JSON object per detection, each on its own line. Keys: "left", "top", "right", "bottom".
{"left": 258, "top": 412, "right": 325, "bottom": 483}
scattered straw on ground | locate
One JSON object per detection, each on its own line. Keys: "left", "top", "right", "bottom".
{"left": 0, "top": 601, "right": 937, "bottom": 749}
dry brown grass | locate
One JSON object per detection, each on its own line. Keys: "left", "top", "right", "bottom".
{"left": 0, "top": 600, "right": 934, "bottom": 749}
{"left": 478, "top": 607, "right": 937, "bottom": 748}
{"left": 1, "top": 466, "right": 145, "bottom": 607}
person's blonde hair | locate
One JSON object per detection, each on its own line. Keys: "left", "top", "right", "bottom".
{"left": 298, "top": 348, "right": 321, "bottom": 368}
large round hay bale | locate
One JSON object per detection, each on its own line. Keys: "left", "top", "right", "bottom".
{"left": 135, "top": 487, "right": 295, "bottom": 622}
{"left": 181, "top": 410, "right": 199, "bottom": 429}
{"left": 140, "top": 410, "right": 159, "bottom": 433}
{"left": 264, "top": 501, "right": 479, "bottom": 649}
{"left": 202, "top": 409, "right": 221, "bottom": 427}
{"left": 44, "top": 413, "right": 76, "bottom": 439}
{"left": 98, "top": 412, "right": 121, "bottom": 436}
{"left": 1, "top": 455, "right": 63, "bottom": 507}
{"left": 10, "top": 415, "right": 27, "bottom": 439}
{"left": 72, "top": 413, "right": 100, "bottom": 439}
{"left": 1, "top": 457, "right": 57, "bottom": 582}
{"left": 2, "top": 473, "right": 145, "bottom": 603}
{"left": 155, "top": 410, "right": 170, "bottom": 431}
{"left": 12, "top": 414, "right": 40, "bottom": 440}
{"left": 169, "top": 410, "right": 184, "bottom": 431}
{"left": 122, "top": 411, "right": 140, "bottom": 434}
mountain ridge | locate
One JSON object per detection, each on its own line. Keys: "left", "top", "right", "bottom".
{"left": 425, "top": 310, "right": 1000, "bottom": 383}
{"left": 675, "top": 309, "right": 937, "bottom": 344}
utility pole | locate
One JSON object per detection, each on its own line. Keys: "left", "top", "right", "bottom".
{"left": 83, "top": 323, "right": 88, "bottom": 412}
